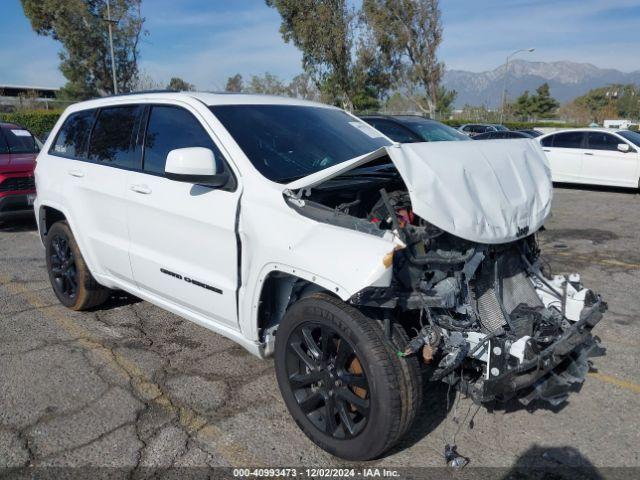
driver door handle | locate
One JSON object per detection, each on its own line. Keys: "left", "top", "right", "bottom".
{"left": 67, "top": 169, "right": 84, "bottom": 178}
{"left": 584, "top": 152, "right": 594, "bottom": 156}
{"left": 130, "top": 184, "right": 152, "bottom": 194}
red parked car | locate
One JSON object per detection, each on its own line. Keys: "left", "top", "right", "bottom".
{"left": 0, "top": 122, "right": 39, "bottom": 222}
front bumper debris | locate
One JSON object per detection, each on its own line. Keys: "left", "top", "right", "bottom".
{"left": 452, "top": 298, "right": 607, "bottom": 405}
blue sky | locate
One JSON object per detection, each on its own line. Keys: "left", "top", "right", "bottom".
{"left": 1, "top": 0, "right": 639, "bottom": 89}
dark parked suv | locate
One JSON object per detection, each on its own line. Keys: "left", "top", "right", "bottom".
{"left": 0, "top": 123, "right": 39, "bottom": 222}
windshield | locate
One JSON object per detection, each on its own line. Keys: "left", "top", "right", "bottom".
{"left": 494, "top": 125, "right": 509, "bottom": 131}
{"left": 210, "top": 105, "right": 391, "bottom": 183}
{"left": 1, "top": 127, "right": 39, "bottom": 154}
{"left": 617, "top": 130, "right": 640, "bottom": 148}
{"left": 405, "top": 119, "right": 470, "bottom": 142}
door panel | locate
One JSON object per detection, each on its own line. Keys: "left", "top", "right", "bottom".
{"left": 126, "top": 173, "right": 239, "bottom": 327}
{"left": 542, "top": 132, "right": 586, "bottom": 183}
{"left": 65, "top": 161, "right": 132, "bottom": 280}
{"left": 126, "top": 104, "right": 240, "bottom": 328}
{"left": 582, "top": 133, "right": 639, "bottom": 187}
{"left": 62, "top": 105, "right": 144, "bottom": 282}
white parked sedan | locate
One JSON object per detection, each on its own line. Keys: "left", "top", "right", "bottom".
{"left": 538, "top": 128, "right": 640, "bottom": 189}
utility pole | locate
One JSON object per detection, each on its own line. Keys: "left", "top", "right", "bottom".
{"left": 499, "top": 48, "right": 535, "bottom": 124}
{"left": 106, "top": 0, "right": 118, "bottom": 94}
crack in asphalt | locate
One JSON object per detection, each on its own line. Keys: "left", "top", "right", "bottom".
{"left": 0, "top": 276, "right": 263, "bottom": 468}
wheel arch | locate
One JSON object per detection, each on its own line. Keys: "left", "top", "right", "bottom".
{"left": 38, "top": 204, "right": 68, "bottom": 244}
{"left": 255, "top": 269, "right": 340, "bottom": 356}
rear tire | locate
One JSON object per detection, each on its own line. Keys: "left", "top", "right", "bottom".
{"left": 274, "top": 293, "right": 405, "bottom": 460}
{"left": 45, "top": 221, "right": 110, "bottom": 310}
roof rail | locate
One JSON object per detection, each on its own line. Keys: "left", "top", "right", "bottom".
{"left": 99, "top": 89, "right": 179, "bottom": 99}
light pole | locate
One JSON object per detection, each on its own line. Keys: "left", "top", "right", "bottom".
{"left": 499, "top": 48, "right": 535, "bottom": 124}
{"left": 105, "top": 0, "right": 118, "bottom": 95}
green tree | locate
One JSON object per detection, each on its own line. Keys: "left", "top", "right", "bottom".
{"left": 574, "top": 87, "right": 611, "bottom": 122}
{"left": 435, "top": 86, "right": 456, "bottom": 116}
{"left": 615, "top": 85, "right": 640, "bottom": 119}
{"left": 225, "top": 74, "right": 244, "bottom": 93}
{"left": 167, "top": 77, "right": 194, "bottom": 91}
{"left": 21, "top": 0, "right": 145, "bottom": 100}
{"left": 513, "top": 90, "right": 533, "bottom": 119}
{"left": 529, "top": 83, "right": 558, "bottom": 118}
{"left": 288, "top": 73, "right": 321, "bottom": 101}
{"left": 363, "top": 0, "right": 444, "bottom": 117}
{"left": 266, "top": 0, "right": 388, "bottom": 110}
{"left": 246, "top": 72, "right": 290, "bottom": 96}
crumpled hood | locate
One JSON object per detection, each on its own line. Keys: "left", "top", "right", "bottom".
{"left": 286, "top": 139, "right": 553, "bottom": 244}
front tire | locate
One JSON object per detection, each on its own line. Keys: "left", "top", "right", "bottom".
{"left": 274, "top": 293, "right": 405, "bottom": 460}
{"left": 45, "top": 221, "right": 110, "bottom": 310}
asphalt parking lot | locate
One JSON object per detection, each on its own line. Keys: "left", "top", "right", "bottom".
{"left": 1, "top": 186, "right": 639, "bottom": 476}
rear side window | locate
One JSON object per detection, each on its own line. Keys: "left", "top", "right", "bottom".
{"left": 2, "top": 127, "right": 39, "bottom": 154}
{"left": 586, "top": 132, "right": 620, "bottom": 151}
{"left": 143, "top": 106, "right": 220, "bottom": 175}
{"left": 88, "top": 105, "right": 144, "bottom": 168}
{"left": 51, "top": 110, "right": 96, "bottom": 159}
{"left": 551, "top": 131, "right": 585, "bottom": 149}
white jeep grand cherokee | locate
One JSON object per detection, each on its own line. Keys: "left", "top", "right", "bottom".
{"left": 35, "top": 92, "right": 605, "bottom": 460}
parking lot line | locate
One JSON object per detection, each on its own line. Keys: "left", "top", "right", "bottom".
{"left": 589, "top": 372, "right": 640, "bottom": 394}
{"left": 0, "top": 274, "right": 263, "bottom": 466}
{"left": 549, "top": 251, "right": 640, "bottom": 270}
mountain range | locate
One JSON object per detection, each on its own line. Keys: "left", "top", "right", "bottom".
{"left": 443, "top": 60, "right": 640, "bottom": 108}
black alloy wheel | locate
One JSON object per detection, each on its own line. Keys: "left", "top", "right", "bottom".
{"left": 274, "top": 293, "right": 415, "bottom": 461}
{"left": 285, "top": 322, "right": 370, "bottom": 439}
{"left": 45, "top": 220, "right": 110, "bottom": 310}
{"left": 49, "top": 233, "right": 78, "bottom": 300}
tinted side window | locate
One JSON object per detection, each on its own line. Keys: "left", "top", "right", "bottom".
{"left": 552, "top": 131, "right": 585, "bottom": 149}
{"left": 143, "top": 106, "right": 220, "bottom": 175}
{"left": 51, "top": 110, "right": 96, "bottom": 159}
{"left": 540, "top": 135, "right": 554, "bottom": 147}
{"left": 366, "top": 120, "right": 420, "bottom": 143}
{"left": 88, "top": 105, "right": 144, "bottom": 168}
{"left": 0, "top": 130, "right": 9, "bottom": 154}
{"left": 2, "top": 127, "right": 38, "bottom": 153}
{"left": 587, "top": 132, "right": 620, "bottom": 151}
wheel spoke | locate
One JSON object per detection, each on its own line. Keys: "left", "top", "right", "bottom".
{"left": 320, "top": 326, "right": 334, "bottom": 361}
{"left": 340, "top": 372, "right": 367, "bottom": 390}
{"left": 289, "top": 371, "right": 322, "bottom": 390}
{"left": 52, "top": 241, "right": 63, "bottom": 260}
{"left": 298, "top": 391, "right": 324, "bottom": 414}
{"left": 335, "top": 338, "right": 351, "bottom": 368}
{"left": 336, "top": 387, "right": 369, "bottom": 415}
{"left": 67, "top": 273, "right": 77, "bottom": 292}
{"left": 291, "top": 342, "right": 317, "bottom": 371}
{"left": 301, "top": 327, "right": 321, "bottom": 359}
{"left": 324, "top": 395, "right": 338, "bottom": 435}
{"left": 336, "top": 399, "right": 356, "bottom": 436}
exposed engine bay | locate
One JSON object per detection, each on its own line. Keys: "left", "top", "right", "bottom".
{"left": 284, "top": 158, "right": 606, "bottom": 406}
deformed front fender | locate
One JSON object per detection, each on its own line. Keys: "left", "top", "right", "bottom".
{"left": 238, "top": 188, "right": 397, "bottom": 343}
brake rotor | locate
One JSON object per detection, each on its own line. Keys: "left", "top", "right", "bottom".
{"left": 348, "top": 356, "right": 367, "bottom": 400}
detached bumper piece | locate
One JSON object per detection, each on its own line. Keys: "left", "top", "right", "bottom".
{"left": 453, "top": 298, "right": 607, "bottom": 405}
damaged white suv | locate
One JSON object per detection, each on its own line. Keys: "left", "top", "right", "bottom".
{"left": 35, "top": 93, "right": 606, "bottom": 460}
